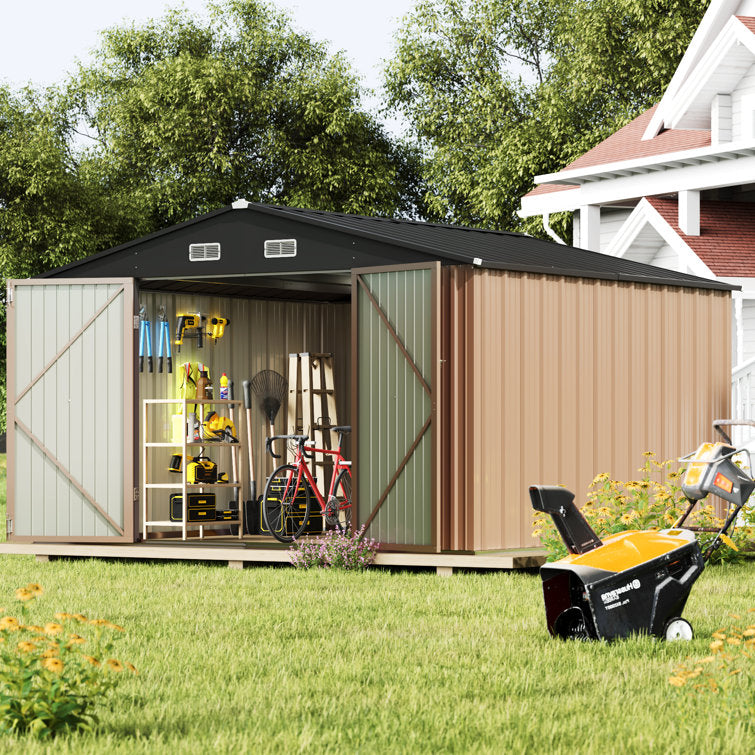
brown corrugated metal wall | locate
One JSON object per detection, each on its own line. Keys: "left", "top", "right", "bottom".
{"left": 441, "top": 267, "right": 731, "bottom": 552}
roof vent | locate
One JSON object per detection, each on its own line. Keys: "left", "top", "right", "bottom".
{"left": 264, "top": 239, "right": 297, "bottom": 258}
{"left": 189, "top": 243, "right": 221, "bottom": 262}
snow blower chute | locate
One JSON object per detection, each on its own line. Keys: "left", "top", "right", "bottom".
{"left": 529, "top": 421, "right": 755, "bottom": 641}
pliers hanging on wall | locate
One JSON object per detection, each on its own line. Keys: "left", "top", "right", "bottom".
{"left": 157, "top": 305, "right": 173, "bottom": 373}
{"left": 138, "top": 305, "right": 153, "bottom": 373}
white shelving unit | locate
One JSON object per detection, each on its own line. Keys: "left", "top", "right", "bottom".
{"left": 142, "top": 398, "right": 243, "bottom": 540}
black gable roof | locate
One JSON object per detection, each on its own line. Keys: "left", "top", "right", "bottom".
{"left": 39, "top": 202, "right": 735, "bottom": 292}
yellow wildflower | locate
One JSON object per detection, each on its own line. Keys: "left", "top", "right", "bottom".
{"left": 125, "top": 662, "right": 138, "bottom": 674}
{"left": 42, "top": 657, "right": 64, "bottom": 674}
{"left": 0, "top": 617, "right": 20, "bottom": 631}
{"left": 620, "top": 511, "right": 638, "bottom": 524}
{"left": 83, "top": 655, "right": 100, "bottom": 667}
{"left": 44, "top": 622, "right": 63, "bottom": 636}
{"left": 54, "top": 612, "right": 73, "bottom": 621}
{"left": 699, "top": 656, "right": 716, "bottom": 664}
{"left": 105, "top": 658, "right": 124, "bottom": 672}
{"left": 668, "top": 676, "right": 686, "bottom": 687}
{"left": 41, "top": 646, "right": 59, "bottom": 659}
{"left": 89, "top": 619, "right": 109, "bottom": 627}
{"left": 26, "top": 584, "right": 43, "bottom": 596}
{"left": 17, "top": 641, "right": 36, "bottom": 653}
{"left": 727, "top": 637, "right": 742, "bottom": 646}
{"left": 14, "top": 588, "right": 33, "bottom": 602}
{"left": 25, "top": 625, "right": 44, "bottom": 633}
{"left": 712, "top": 631, "right": 727, "bottom": 640}
{"left": 73, "top": 614, "right": 87, "bottom": 623}
{"left": 531, "top": 529, "right": 542, "bottom": 538}
{"left": 710, "top": 640, "right": 724, "bottom": 652}
{"left": 66, "top": 634, "right": 85, "bottom": 646}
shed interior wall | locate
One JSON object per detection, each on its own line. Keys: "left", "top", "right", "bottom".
{"left": 441, "top": 267, "right": 731, "bottom": 553}
{"left": 138, "top": 289, "right": 351, "bottom": 529}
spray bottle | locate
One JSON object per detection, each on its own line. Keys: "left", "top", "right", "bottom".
{"left": 220, "top": 372, "right": 229, "bottom": 400}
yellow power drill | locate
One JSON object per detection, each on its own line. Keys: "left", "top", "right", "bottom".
{"left": 175, "top": 313, "right": 205, "bottom": 351}
{"left": 209, "top": 317, "right": 229, "bottom": 343}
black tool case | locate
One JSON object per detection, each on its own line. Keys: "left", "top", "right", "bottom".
{"left": 169, "top": 493, "right": 216, "bottom": 523}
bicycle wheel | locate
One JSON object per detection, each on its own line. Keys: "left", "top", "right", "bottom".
{"left": 332, "top": 469, "right": 352, "bottom": 533}
{"left": 263, "top": 465, "right": 310, "bottom": 543}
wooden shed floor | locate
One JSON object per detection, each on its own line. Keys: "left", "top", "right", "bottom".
{"left": 0, "top": 541, "right": 545, "bottom": 575}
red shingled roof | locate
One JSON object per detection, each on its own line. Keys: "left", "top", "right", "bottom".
{"left": 736, "top": 16, "right": 755, "bottom": 35}
{"left": 565, "top": 106, "right": 711, "bottom": 171}
{"left": 524, "top": 107, "right": 711, "bottom": 198}
{"left": 647, "top": 197, "right": 755, "bottom": 277}
{"left": 525, "top": 183, "right": 578, "bottom": 197}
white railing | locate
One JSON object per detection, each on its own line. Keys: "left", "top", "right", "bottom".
{"left": 731, "top": 356, "right": 755, "bottom": 449}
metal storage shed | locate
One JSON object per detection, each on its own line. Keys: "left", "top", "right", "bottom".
{"left": 4, "top": 201, "right": 735, "bottom": 565}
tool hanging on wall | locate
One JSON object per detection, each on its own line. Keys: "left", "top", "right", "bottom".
{"left": 157, "top": 306, "right": 173, "bottom": 373}
{"left": 175, "top": 313, "right": 206, "bottom": 352}
{"left": 138, "top": 305, "right": 153, "bottom": 373}
{"left": 209, "top": 317, "right": 230, "bottom": 343}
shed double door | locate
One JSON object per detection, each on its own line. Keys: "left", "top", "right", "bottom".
{"left": 352, "top": 263, "right": 441, "bottom": 549}
{"left": 6, "top": 279, "right": 137, "bottom": 542}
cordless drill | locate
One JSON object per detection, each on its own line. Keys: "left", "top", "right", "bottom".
{"left": 175, "top": 313, "right": 205, "bottom": 352}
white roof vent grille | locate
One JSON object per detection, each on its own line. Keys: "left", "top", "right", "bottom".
{"left": 189, "top": 243, "right": 221, "bottom": 262}
{"left": 264, "top": 239, "right": 297, "bottom": 258}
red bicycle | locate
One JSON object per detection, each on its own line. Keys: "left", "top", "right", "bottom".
{"left": 262, "top": 426, "right": 352, "bottom": 543}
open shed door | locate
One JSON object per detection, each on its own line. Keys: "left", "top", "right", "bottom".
{"left": 352, "top": 263, "right": 441, "bottom": 549}
{"left": 6, "top": 279, "right": 137, "bottom": 542}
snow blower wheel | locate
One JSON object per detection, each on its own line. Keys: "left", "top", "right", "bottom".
{"left": 664, "top": 618, "right": 694, "bottom": 642}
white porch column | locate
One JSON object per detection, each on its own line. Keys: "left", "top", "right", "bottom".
{"left": 578, "top": 205, "right": 600, "bottom": 251}
{"left": 678, "top": 190, "right": 700, "bottom": 236}
{"left": 735, "top": 292, "right": 744, "bottom": 368}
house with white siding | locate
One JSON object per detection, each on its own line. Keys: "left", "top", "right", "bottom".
{"left": 519, "top": 0, "right": 755, "bottom": 423}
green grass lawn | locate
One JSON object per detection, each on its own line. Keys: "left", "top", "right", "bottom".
{"left": 1, "top": 452, "right": 755, "bottom": 752}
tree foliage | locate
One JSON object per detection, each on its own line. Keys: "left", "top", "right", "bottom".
{"left": 71, "top": 0, "right": 421, "bottom": 232}
{"left": 384, "top": 0, "right": 711, "bottom": 234}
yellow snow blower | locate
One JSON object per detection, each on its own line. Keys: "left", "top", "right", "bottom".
{"left": 530, "top": 421, "right": 755, "bottom": 641}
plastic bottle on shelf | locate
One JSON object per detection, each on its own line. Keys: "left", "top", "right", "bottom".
{"left": 220, "top": 372, "right": 229, "bottom": 400}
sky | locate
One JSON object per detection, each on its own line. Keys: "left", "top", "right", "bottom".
{"left": 0, "top": 0, "right": 416, "bottom": 130}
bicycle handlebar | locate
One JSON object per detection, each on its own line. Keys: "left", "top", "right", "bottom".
{"left": 266, "top": 434, "right": 309, "bottom": 460}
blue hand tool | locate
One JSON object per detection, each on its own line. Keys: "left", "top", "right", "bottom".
{"left": 157, "top": 306, "right": 173, "bottom": 373}
{"left": 138, "top": 305, "right": 153, "bottom": 373}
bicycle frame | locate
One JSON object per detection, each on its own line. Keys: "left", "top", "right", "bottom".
{"left": 286, "top": 442, "right": 350, "bottom": 514}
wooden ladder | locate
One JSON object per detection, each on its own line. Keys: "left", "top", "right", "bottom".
{"left": 286, "top": 353, "right": 338, "bottom": 494}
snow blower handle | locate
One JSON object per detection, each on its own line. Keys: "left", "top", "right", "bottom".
{"left": 529, "top": 486, "right": 603, "bottom": 555}
{"left": 713, "top": 419, "right": 755, "bottom": 445}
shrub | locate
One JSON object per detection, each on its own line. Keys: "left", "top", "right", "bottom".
{"left": 531, "top": 452, "right": 755, "bottom": 562}
{"left": 0, "top": 584, "right": 137, "bottom": 739}
{"left": 289, "top": 526, "right": 379, "bottom": 570}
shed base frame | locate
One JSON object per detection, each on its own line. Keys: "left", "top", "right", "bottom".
{"left": 0, "top": 542, "right": 544, "bottom": 572}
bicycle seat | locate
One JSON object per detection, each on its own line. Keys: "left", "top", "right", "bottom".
{"left": 332, "top": 425, "right": 351, "bottom": 434}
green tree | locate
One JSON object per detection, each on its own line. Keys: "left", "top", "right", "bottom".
{"left": 71, "top": 0, "right": 421, "bottom": 230}
{"left": 384, "top": 0, "right": 710, "bottom": 235}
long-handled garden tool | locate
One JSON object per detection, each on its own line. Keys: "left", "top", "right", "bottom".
{"left": 529, "top": 420, "right": 755, "bottom": 642}
{"left": 242, "top": 379, "right": 257, "bottom": 506}
{"left": 250, "top": 370, "right": 288, "bottom": 442}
